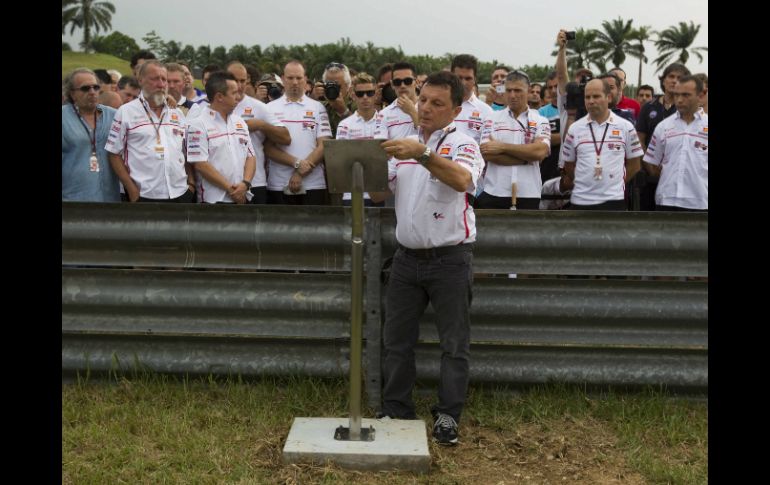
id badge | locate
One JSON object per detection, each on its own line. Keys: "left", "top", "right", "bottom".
{"left": 154, "top": 144, "right": 165, "bottom": 160}
{"left": 89, "top": 154, "right": 99, "bottom": 172}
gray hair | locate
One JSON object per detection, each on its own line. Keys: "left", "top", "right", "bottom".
{"left": 107, "top": 69, "right": 122, "bottom": 82}
{"left": 63, "top": 67, "right": 96, "bottom": 103}
{"left": 322, "top": 63, "right": 351, "bottom": 86}
{"left": 505, "top": 70, "right": 531, "bottom": 86}
{"left": 137, "top": 60, "right": 166, "bottom": 80}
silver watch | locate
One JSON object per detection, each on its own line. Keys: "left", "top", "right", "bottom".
{"left": 417, "top": 146, "right": 431, "bottom": 165}
{"left": 294, "top": 160, "right": 302, "bottom": 169}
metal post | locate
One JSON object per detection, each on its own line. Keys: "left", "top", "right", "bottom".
{"left": 349, "top": 162, "right": 364, "bottom": 440}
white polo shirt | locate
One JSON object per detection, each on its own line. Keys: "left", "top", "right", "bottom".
{"left": 185, "top": 108, "right": 255, "bottom": 203}
{"left": 105, "top": 93, "right": 188, "bottom": 199}
{"left": 454, "top": 94, "right": 495, "bottom": 144}
{"left": 561, "top": 112, "right": 644, "bottom": 205}
{"left": 266, "top": 95, "right": 331, "bottom": 191}
{"left": 479, "top": 107, "right": 551, "bottom": 198}
{"left": 235, "top": 95, "right": 285, "bottom": 188}
{"left": 186, "top": 100, "right": 209, "bottom": 119}
{"left": 337, "top": 111, "right": 378, "bottom": 201}
{"left": 388, "top": 123, "right": 484, "bottom": 249}
{"left": 374, "top": 99, "right": 418, "bottom": 140}
{"left": 642, "top": 111, "right": 708, "bottom": 210}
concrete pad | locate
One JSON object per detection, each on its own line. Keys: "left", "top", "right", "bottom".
{"left": 282, "top": 417, "right": 430, "bottom": 472}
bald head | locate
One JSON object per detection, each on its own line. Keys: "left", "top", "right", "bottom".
{"left": 98, "top": 90, "right": 122, "bottom": 109}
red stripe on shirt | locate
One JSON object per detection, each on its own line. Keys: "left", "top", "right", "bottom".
{"left": 463, "top": 194, "right": 470, "bottom": 239}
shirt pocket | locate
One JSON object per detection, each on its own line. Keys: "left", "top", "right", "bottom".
{"left": 427, "top": 177, "right": 458, "bottom": 204}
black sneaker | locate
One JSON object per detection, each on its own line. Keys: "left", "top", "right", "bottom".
{"left": 432, "top": 413, "right": 458, "bottom": 445}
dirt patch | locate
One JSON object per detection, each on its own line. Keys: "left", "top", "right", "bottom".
{"left": 271, "top": 415, "right": 646, "bottom": 484}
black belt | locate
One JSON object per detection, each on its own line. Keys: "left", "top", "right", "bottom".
{"left": 398, "top": 243, "right": 473, "bottom": 259}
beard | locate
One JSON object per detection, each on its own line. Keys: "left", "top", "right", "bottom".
{"left": 144, "top": 90, "right": 167, "bottom": 106}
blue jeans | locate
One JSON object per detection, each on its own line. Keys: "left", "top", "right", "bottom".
{"left": 381, "top": 245, "right": 473, "bottom": 423}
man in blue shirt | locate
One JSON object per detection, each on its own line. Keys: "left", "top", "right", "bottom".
{"left": 62, "top": 68, "right": 120, "bottom": 202}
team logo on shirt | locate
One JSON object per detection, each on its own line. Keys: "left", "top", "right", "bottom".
{"left": 439, "top": 146, "right": 451, "bottom": 156}
{"left": 244, "top": 107, "right": 253, "bottom": 115}
{"left": 432, "top": 212, "right": 445, "bottom": 220}
{"left": 471, "top": 111, "right": 480, "bottom": 120}
{"left": 694, "top": 140, "right": 708, "bottom": 151}
{"left": 529, "top": 121, "right": 537, "bottom": 127}
{"left": 304, "top": 111, "right": 315, "bottom": 119}
{"left": 702, "top": 127, "right": 708, "bottom": 134}
{"left": 170, "top": 113, "right": 179, "bottom": 123}
{"left": 612, "top": 130, "right": 620, "bottom": 136}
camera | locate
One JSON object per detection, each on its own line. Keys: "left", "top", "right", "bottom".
{"left": 380, "top": 83, "right": 397, "bottom": 104}
{"left": 262, "top": 83, "right": 283, "bottom": 101}
{"left": 565, "top": 31, "right": 576, "bottom": 41}
{"left": 324, "top": 81, "right": 341, "bottom": 101}
{"left": 565, "top": 74, "right": 591, "bottom": 119}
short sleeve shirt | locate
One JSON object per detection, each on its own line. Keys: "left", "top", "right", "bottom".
{"left": 337, "top": 111, "right": 378, "bottom": 201}
{"left": 236, "top": 95, "right": 285, "bottom": 188}
{"left": 373, "top": 100, "right": 418, "bottom": 140}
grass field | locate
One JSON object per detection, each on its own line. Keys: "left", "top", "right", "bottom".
{"left": 62, "top": 374, "right": 707, "bottom": 484}
{"left": 62, "top": 51, "right": 204, "bottom": 89}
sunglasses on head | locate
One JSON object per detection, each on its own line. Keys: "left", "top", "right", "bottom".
{"left": 391, "top": 77, "right": 414, "bottom": 87}
{"left": 355, "top": 90, "right": 376, "bottom": 97}
{"left": 326, "top": 62, "right": 346, "bottom": 70}
{"left": 75, "top": 84, "right": 101, "bottom": 93}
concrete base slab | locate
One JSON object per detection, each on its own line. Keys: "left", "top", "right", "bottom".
{"left": 282, "top": 417, "right": 430, "bottom": 472}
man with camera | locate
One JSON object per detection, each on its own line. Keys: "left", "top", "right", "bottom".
{"left": 485, "top": 65, "right": 510, "bottom": 111}
{"left": 256, "top": 74, "right": 284, "bottom": 104}
{"left": 374, "top": 61, "right": 419, "bottom": 141}
{"left": 263, "top": 60, "right": 332, "bottom": 205}
{"left": 559, "top": 78, "right": 643, "bottom": 210}
{"left": 477, "top": 71, "right": 551, "bottom": 210}
{"left": 313, "top": 62, "right": 354, "bottom": 137}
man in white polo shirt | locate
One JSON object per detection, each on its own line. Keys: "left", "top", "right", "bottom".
{"left": 184, "top": 71, "right": 256, "bottom": 204}
{"left": 225, "top": 62, "right": 291, "bottom": 204}
{"left": 451, "top": 54, "right": 494, "bottom": 146}
{"left": 336, "top": 72, "right": 383, "bottom": 207}
{"left": 370, "top": 71, "right": 483, "bottom": 447}
{"left": 560, "top": 78, "right": 643, "bottom": 210}
{"left": 478, "top": 70, "right": 551, "bottom": 209}
{"left": 106, "top": 60, "right": 194, "bottom": 203}
{"left": 263, "top": 60, "right": 332, "bottom": 205}
{"left": 642, "top": 75, "right": 708, "bottom": 211}
{"left": 373, "top": 61, "right": 419, "bottom": 141}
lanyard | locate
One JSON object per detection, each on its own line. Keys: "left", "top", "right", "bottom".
{"left": 141, "top": 98, "right": 166, "bottom": 144}
{"left": 509, "top": 109, "right": 531, "bottom": 142}
{"left": 73, "top": 104, "right": 97, "bottom": 154}
{"left": 588, "top": 122, "right": 610, "bottom": 162}
{"left": 430, "top": 126, "right": 456, "bottom": 152}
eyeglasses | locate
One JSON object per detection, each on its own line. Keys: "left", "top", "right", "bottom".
{"left": 325, "top": 62, "right": 346, "bottom": 70}
{"left": 354, "top": 90, "right": 376, "bottom": 98}
{"left": 74, "top": 84, "right": 101, "bottom": 93}
{"left": 391, "top": 77, "right": 414, "bottom": 87}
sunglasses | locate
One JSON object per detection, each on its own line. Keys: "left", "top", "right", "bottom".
{"left": 325, "top": 62, "right": 346, "bottom": 70}
{"left": 391, "top": 77, "right": 414, "bottom": 87}
{"left": 74, "top": 84, "right": 101, "bottom": 93}
{"left": 354, "top": 90, "right": 376, "bottom": 97}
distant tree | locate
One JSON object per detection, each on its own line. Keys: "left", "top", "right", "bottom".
{"left": 551, "top": 28, "right": 604, "bottom": 74}
{"left": 178, "top": 45, "right": 197, "bottom": 67}
{"left": 62, "top": 41, "right": 72, "bottom": 51}
{"left": 653, "top": 21, "right": 708, "bottom": 72}
{"left": 90, "top": 31, "right": 139, "bottom": 60}
{"left": 163, "top": 40, "right": 182, "bottom": 62}
{"left": 517, "top": 64, "right": 552, "bottom": 82}
{"left": 210, "top": 46, "right": 228, "bottom": 66}
{"left": 62, "top": 0, "right": 116, "bottom": 53}
{"left": 593, "top": 17, "right": 635, "bottom": 68}
{"left": 227, "top": 44, "right": 249, "bottom": 64}
{"left": 628, "top": 25, "right": 652, "bottom": 91}
{"left": 142, "top": 31, "right": 166, "bottom": 56}
{"left": 195, "top": 45, "right": 212, "bottom": 67}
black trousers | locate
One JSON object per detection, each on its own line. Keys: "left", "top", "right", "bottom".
{"left": 381, "top": 245, "right": 473, "bottom": 423}
{"left": 474, "top": 191, "right": 540, "bottom": 210}
{"left": 266, "top": 189, "right": 328, "bottom": 205}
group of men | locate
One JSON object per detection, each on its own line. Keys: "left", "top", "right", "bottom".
{"left": 62, "top": 31, "right": 707, "bottom": 445}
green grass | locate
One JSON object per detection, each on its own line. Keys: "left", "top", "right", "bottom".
{"left": 62, "top": 51, "right": 132, "bottom": 78}
{"left": 63, "top": 374, "right": 707, "bottom": 484}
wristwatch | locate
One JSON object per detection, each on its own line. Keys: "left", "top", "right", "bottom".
{"left": 294, "top": 159, "right": 302, "bottom": 169}
{"left": 417, "top": 146, "right": 431, "bottom": 165}
{"left": 242, "top": 179, "right": 252, "bottom": 190}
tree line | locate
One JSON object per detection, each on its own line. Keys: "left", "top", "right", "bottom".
{"left": 63, "top": 1, "right": 706, "bottom": 85}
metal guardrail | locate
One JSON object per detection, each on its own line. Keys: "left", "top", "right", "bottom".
{"left": 62, "top": 203, "right": 708, "bottom": 400}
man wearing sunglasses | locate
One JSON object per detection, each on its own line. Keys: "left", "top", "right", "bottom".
{"left": 62, "top": 68, "right": 120, "bottom": 202}
{"left": 106, "top": 60, "right": 194, "bottom": 203}
{"left": 370, "top": 71, "right": 483, "bottom": 447}
{"left": 373, "top": 61, "right": 419, "bottom": 141}
{"left": 336, "top": 72, "right": 383, "bottom": 207}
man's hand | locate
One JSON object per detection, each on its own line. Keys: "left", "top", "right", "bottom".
{"left": 381, "top": 139, "right": 425, "bottom": 160}
{"left": 229, "top": 182, "right": 248, "bottom": 204}
{"left": 288, "top": 171, "right": 303, "bottom": 193}
{"left": 327, "top": 94, "right": 347, "bottom": 115}
{"left": 480, "top": 139, "right": 507, "bottom": 157}
{"left": 256, "top": 85, "right": 269, "bottom": 103}
{"left": 296, "top": 159, "right": 314, "bottom": 177}
{"left": 557, "top": 29, "right": 568, "bottom": 49}
{"left": 311, "top": 82, "right": 325, "bottom": 101}
{"left": 397, "top": 94, "right": 417, "bottom": 122}
{"left": 166, "top": 94, "right": 178, "bottom": 108}
{"left": 126, "top": 183, "right": 140, "bottom": 203}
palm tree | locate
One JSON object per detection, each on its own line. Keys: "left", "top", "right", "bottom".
{"left": 62, "top": 0, "right": 116, "bottom": 53}
{"left": 653, "top": 21, "right": 708, "bottom": 72}
{"left": 593, "top": 17, "right": 635, "bottom": 68}
{"left": 628, "top": 26, "right": 652, "bottom": 90}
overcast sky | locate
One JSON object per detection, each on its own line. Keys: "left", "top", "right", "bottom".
{"left": 63, "top": 0, "right": 708, "bottom": 88}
